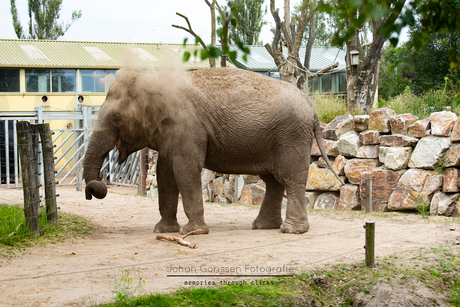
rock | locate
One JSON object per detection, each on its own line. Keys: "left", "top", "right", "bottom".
{"left": 306, "top": 162, "right": 345, "bottom": 191}
{"left": 344, "top": 159, "right": 380, "bottom": 185}
{"left": 214, "top": 195, "right": 230, "bottom": 204}
{"left": 430, "top": 111, "right": 457, "bottom": 136}
{"left": 322, "top": 114, "right": 354, "bottom": 140}
{"left": 338, "top": 131, "right": 362, "bottom": 157}
{"left": 311, "top": 138, "right": 339, "bottom": 156}
{"left": 333, "top": 155, "right": 347, "bottom": 175}
{"left": 380, "top": 147, "right": 413, "bottom": 171}
{"left": 443, "top": 168, "right": 459, "bottom": 192}
{"left": 451, "top": 118, "right": 460, "bottom": 142}
{"left": 430, "top": 192, "right": 460, "bottom": 216}
{"left": 313, "top": 192, "right": 340, "bottom": 210}
{"left": 446, "top": 199, "right": 460, "bottom": 217}
{"left": 241, "top": 175, "right": 260, "bottom": 184}
{"left": 419, "top": 174, "right": 443, "bottom": 202}
{"left": 224, "top": 175, "right": 245, "bottom": 202}
{"left": 360, "top": 168, "right": 403, "bottom": 211}
{"left": 443, "top": 144, "right": 460, "bottom": 167}
{"left": 305, "top": 191, "right": 320, "bottom": 209}
{"left": 408, "top": 118, "right": 431, "bottom": 138}
{"left": 408, "top": 136, "right": 451, "bottom": 170}
{"left": 356, "top": 145, "right": 379, "bottom": 159}
{"left": 380, "top": 134, "right": 419, "bottom": 147}
{"left": 387, "top": 169, "right": 430, "bottom": 210}
{"left": 354, "top": 115, "right": 370, "bottom": 131}
{"left": 359, "top": 130, "right": 380, "bottom": 145}
{"left": 317, "top": 156, "right": 333, "bottom": 168}
{"left": 338, "top": 184, "right": 360, "bottom": 210}
{"left": 369, "top": 108, "right": 396, "bottom": 133}
{"left": 201, "top": 169, "right": 216, "bottom": 189}
{"left": 389, "top": 113, "right": 419, "bottom": 135}
{"left": 240, "top": 184, "right": 265, "bottom": 206}
{"left": 212, "top": 177, "right": 225, "bottom": 197}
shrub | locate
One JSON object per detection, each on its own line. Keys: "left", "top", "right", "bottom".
{"left": 311, "top": 92, "right": 351, "bottom": 123}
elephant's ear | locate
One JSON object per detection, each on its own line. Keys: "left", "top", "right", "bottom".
{"left": 141, "top": 89, "right": 168, "bottom": 136}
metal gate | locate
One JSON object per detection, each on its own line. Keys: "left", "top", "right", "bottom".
{"left": 0, "top": 106, "right": 141, "bottom": 188}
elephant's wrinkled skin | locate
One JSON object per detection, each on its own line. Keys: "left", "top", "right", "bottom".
{"left": 83, "top": 67, "right": 342, "bottom": 234}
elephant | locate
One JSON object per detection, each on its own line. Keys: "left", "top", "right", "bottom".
{"left": 83, "top": 67, "right": 343, "bottom": 234}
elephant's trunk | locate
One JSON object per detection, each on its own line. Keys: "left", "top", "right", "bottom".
{"left": 83, "top": 131, "right": 114, "bottom": 200}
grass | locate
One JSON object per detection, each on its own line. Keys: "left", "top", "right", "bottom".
{"left": 0, "top": 204, "right": 94, "bottom": 258}
{"left": 99, "top": 245, "right": 460, "bottom": 307}
{"left": 311, "top": 92, "right": 355, "bottom": 123}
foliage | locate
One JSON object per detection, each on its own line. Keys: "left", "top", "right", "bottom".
{"left": 446, "top": 67, "right": 460, "bottom": 92}
{"left": 10, "top": 0, "right": 82, "bottom": 40}
{"left": 379, "top": 86, "right": 460, "bottom": 119}
{"left": 220, "top": 0, "right": 268, "bottom": 45}
{"left": 111, "top": 263, "right": 146, "bottom": 302}
{"left": 311, "top": 93, "right": 353, "bottom": 123}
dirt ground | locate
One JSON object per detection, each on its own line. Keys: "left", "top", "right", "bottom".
{"left": 0, "top": 185, "right": 459, "bottom": 307}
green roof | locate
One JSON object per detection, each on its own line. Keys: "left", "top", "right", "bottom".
{"left": 0, "top": 39, "right": 218, "bottom": 69}
{"left": 230, "top": 45, "right": 346, "bottom": 73}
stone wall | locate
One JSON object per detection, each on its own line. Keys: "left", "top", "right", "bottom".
{"left": 145, "top": 108, "right": 460, "bottom": 217}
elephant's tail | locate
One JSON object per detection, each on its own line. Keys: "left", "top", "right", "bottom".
{"left": 313, "top": 114, "right": 345, "bottom": 186}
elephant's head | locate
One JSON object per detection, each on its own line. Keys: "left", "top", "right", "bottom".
{"left": 83, "top": 71, "right": 168, "bottom": 200}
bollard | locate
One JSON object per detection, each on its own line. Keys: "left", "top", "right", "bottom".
{"left": 365, "top": 178, "right": 372, "bottom": 213}
{"left": 365, "top": 221, "right": 375, "bottom": 268}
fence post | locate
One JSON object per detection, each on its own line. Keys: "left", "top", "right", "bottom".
{"left": 365, "top": 221, "right": 375, "bottom": 268}
{"left": 16, "top": 121, "right": 40, "bottom": 236}
{"left": 233, "top": 176, "right": 239, "bottom": 204}
{"left": 38, "top": 123, "right": 58, "bottom": 224}
{"left": 365, "top": 178, "right": 373, "bottom": 213}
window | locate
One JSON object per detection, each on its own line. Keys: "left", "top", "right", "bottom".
{"left": 0, "top": 69, "right": 20, "bottom": 92}
{"left": 309, "top": 76, "right": 321, "bottom": 94}
{"left": 321, "top": 74, "right": 332, "bottom": 92}
{"left": 52, "top": 70, "right": 76, "bottom": 92}
{"left": 339, "top": 72, "right": 347, "bottom": 93}
{"left": 105, "top": 70, "right": 117, "bottom": 91}
{"left": 25, "top": 69, "right": 50, "bottom": 92}
{"left": 81, "top": 70, "right": 105, "bottom": 92}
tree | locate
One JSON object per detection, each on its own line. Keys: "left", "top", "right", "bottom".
{"left": 10, "top": 0, "right": 82, "bottom": 40}
{"left": 223, "top": 0, "right": 268, "bottom": 45}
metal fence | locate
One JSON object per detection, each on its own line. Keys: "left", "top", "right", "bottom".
{"left": 0, "top": 106, "right": 141, "bottom": 188}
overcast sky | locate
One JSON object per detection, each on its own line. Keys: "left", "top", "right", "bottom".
{"left": 0, "top": 0, "right": 286, "bottom": 44}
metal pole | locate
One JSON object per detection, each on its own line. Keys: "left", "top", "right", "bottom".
{"left": 365, "top": 221, "right": 375, "bottom": 268}
{"left": 365, "top": 178, "right": 372, "bottom": 213}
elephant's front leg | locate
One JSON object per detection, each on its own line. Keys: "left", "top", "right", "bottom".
{"left": 252, "top": 174, "right": 284, "bottom": 229}
{"left": 173, "top": 158, "right": 209, "bottom": 235}
{"left": 154, "top": 157, "right": 181, "bottom": 233}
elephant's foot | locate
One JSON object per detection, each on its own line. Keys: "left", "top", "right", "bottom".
{"left": 252, "top": 216, "right": 283, "bottom": 230}
{"left": 181, "top": 221, "right": 209, "bottom": 235}
{"left": 280, "top": 219, "right": 309, "bottom": 234}
{"left": 154, "top": 218, "right": 181, "bottom": 233}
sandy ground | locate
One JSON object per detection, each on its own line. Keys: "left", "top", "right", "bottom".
{"left": 0, "top": 185, "right": 459, "bottom": 307}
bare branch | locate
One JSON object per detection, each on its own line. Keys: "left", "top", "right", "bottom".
{"left": 270, "top": 0, "right": 282, "bottom": 52}
{"left": 172, "top": 13, "right": 208, "bottom": 50}
{"left": 156, "top": 229, "right": 203, "bottom": 249}
{"left": 308, "top": 62, "right": 339, "bottom": 79}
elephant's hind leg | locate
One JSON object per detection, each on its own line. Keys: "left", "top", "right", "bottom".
{"left": 252, "top": 174, "right": 284, "bottom": 230}
{"left": 280, "top": 183, "right": 309, "bottom": 234}
{"left": 154, "top": 156, "right": 181, "bottom": 233}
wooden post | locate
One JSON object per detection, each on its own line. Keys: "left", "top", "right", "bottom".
{"left": 76, "top": 166, "right": 82, "bottom": 192}
{"left": 141, "top": 148, "right": 148, "bottom": 196}
{"left": 365, "top": 221, "right": 375, "bottom": 268}
{"left": 16, "top": 121, "right": 40, "bottom": 236}
{"left": 365, "top": 178, "right": 372, "bottom": 213}
{"left": 233, "top": 176, "right": 239, "bottom": 204}
{"left": 38, "top": 123, "right": 58, "bottom": 224}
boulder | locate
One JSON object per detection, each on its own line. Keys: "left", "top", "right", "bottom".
{"left": 313, "top": 192, "right": 340, "bottom": 210}
{"left": 443, "top": 143, "right": 460, "bottom": 167}
{"left": 430, "top": 192, "right": 460, "bottom": 216}
{"left": 356, "top": 145, "right": 379, "bottom": 159}
{"left": 380, "top": 147, "right": 413, "bottom": 171}
{"left": 389, "top": 113, "right": 419, "bottom": 135}
{"left": 214, "top": 195, "right": 230, "bottom": 204}
{"left": 408, "top": 118, "right": 431, "bottom": 138}
{"left": 359, "top": 130, "right": 380, "bottom": 145}
{"left": 451, "top": 118, "right": 460, "bottom": 142}
{"left": 241, "top": 175, "right": 260, "bottom": 184}
{"left": 201, "top": 169, "right": 216, "bottom": 189}
{"left": 338, "top": 184, "right": 360, "bottom": 210}
{"left": 408, "top": 136, "right": 451, "bottom": 170}
{"left": 443, "top": 168, "right": 459, "bottom": 192}
{"left": 430, "top": 111, "right": 457, "bottom": 136}
{"left": 344, "top": 159, "right": 380, "bottom": 185}
{"left": 224, "top": 175, "right": 244, "bottom": 202}
{"left": 306, "top": 162, "right": 345, "bottom": 191}
{"left": 380, "top": 134, "right": 419, "bottom": 147}
{"left": 212, "top": 177, "right": 225, "bottom": 197}
{"left": 446, "top": 199, "right": 460, "bottom": 217}
{"left": 354, "top": 115, "right": 370, "bottom": 132}
{"left": 360, "top": 169, "right": 403, "bottom": 212}
{"left": 311, "top": 138, "right": 339, "bottom": 157}
{"left": 387, "top": 169, "right": 430, "bottom": 210}
{"left": 419, "top": 174, "right": 443, "bottom": 202}
{"left": 240, "top": 184, "right": 265, "bottom": 206}
{"left": 369, "top": 108, "right": 396, "bottom": 133}
{"left": 305, "top": 191, "right": 320, "bottom": 209}
{"left": 317, "top": 156, "right": 333, "bottom": 168}
{"left": 322, "top": 114, "right": 354, "bottom": 140}
{"left": 338, "top": 131, "right": 362, "bottom": 157}
{"left": 332, "top": 155, "right": 347, "bottom": 175}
